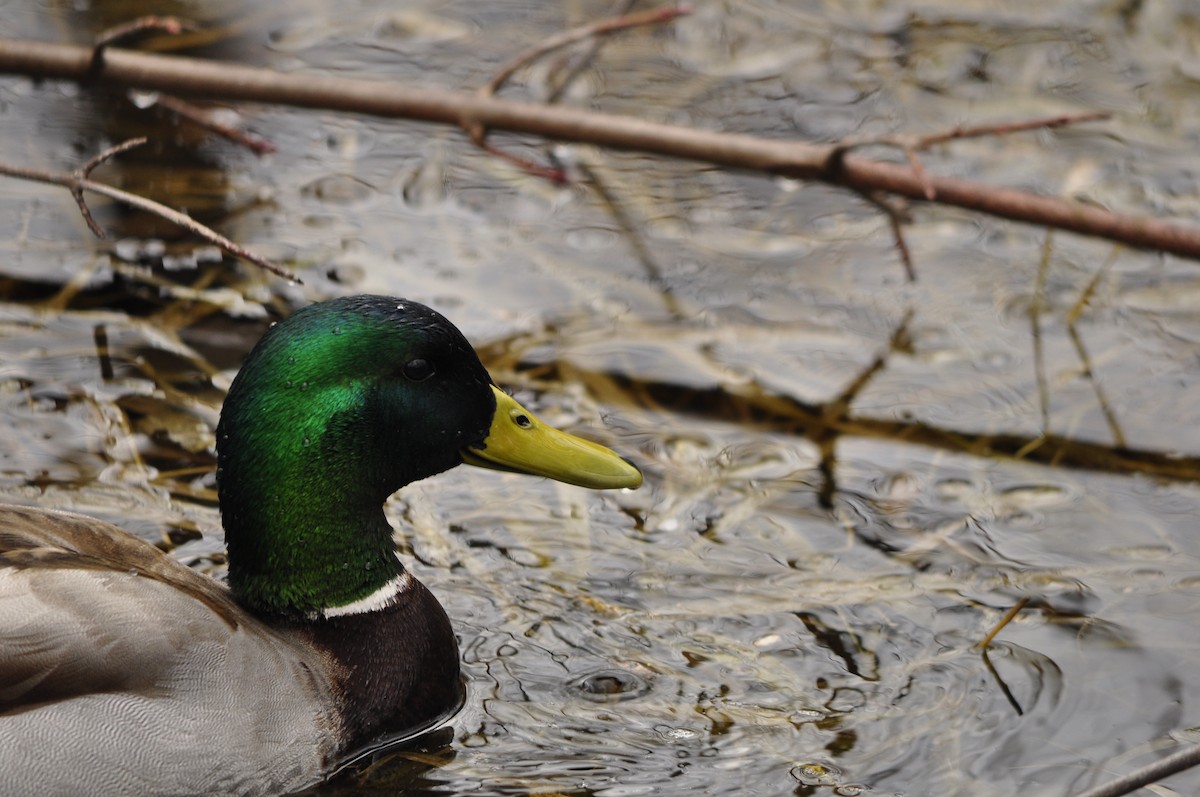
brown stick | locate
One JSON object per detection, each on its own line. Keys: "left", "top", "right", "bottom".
{"left": 2, "top": 37, "right": 1199, "bottom": 259}
{"left": 72, "top": 136, "right": 150, "bottom": 237}
{"left": 89, "top": 16, "right": 199, "bottom": 76}
{"left": 0, "top": 142, "right": 299, "bottom": 282}
{"left": 481, "top": 4, "right": 692, "bottom": 97}
{"left": 152, "top": 94, "right": 277, "bottom": 154}
{"left": 833, "top": 112, "right": 1113, "bottom": 201}
{"left": 976, "top": 597, "right": 1030, "bottom": 649}
{"left": 472, "top": 4, "right": 690, "bottom": 182}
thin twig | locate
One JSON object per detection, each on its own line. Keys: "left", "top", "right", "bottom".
{"left": 902, "top": 145, "right": 936, "bottom": 200}
{"left": 833, "top": 112, "right": 1114, "bottom": 201}
{"left": 543, "top": 0, "right": 637, "bottom": 175}
{"left": 545, "top": 0, "right": 638, "bottom": 104}
{"left": 470, "top": 4, "right": 692, "bottom": 181}
{"left": 475, "top": 138, "right": 568, "bottom": 184}
{"left": 482, "top": 4, "right": 692, "bottom": 97}
{"left": 79, "top": 136, "right": 149, "bottom": 178}
{"left": 153, "top": 94, "right": 277, "bottom": 154}
{"left": 915, "top": 112, "right": 1113, "bottom": 149}
{"left": 72, "top": 136, "right": 152, "bottom": 237}
{"left": 89, "top": 16, "right": 199, "bottom": 76}
{"left": 0, "top": 144, "right": 299, "bottom": 282}
{"left": 1073, "top": 743, "right": 1200, "bottom": 797}
{"left": 859, "top": 191, "right": 916, "bottom": 281}
{"left": 976, "top": 597, "right": 1030, "bottom": 649}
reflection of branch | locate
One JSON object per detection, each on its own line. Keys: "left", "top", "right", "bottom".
{"left": 0, "top": 139, "right": 299, "bottom": 282}
{"left": 554, "top": 366, "right": 1200, "bottom": 484}
{"left": 836, "top": 114, "right": 1108, "bottom": 275}
{"left": 979, "top": 649, "right": 1024, "bottom": 717}
{"left": 816, "top": 311, "right": 913, "bottom": 505}
{"left": 4, "top": 38, "right": 1199, "bottom": 259}
{"left": 577, "top": 159, "right": 685, "bottom": 320}
{"left": 1066, "top": 249, "right": 1126, "bottom": 448}
{"left": 1030, "top": 232, "right": 1053, "bottom": 433}
{"left": 1026, "top": 237, "right": 1127, "bottom": 451}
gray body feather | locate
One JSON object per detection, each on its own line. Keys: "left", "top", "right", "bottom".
{"left": 0, "top": 505, "right": 344, "bottom": 797}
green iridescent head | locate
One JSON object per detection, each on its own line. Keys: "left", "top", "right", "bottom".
{"left": 215, "top": 295, "right": 640, "bottom": 617}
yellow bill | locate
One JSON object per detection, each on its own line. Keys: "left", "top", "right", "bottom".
{"left": 462, "top": 386, "right": 642, "bottom": 490}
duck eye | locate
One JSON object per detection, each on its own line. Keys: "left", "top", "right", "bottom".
{"left": 402, "top": 358, "right": 435, "bottom": 381}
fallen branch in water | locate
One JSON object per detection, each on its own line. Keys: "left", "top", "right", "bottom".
{"left": 833, "top": 112, "right": 1113, "bottom": 202}
{"left": 88, "top": 15, "right": 198, "bottom": 77}
{"left": 92, "top": 17, "right": 276, "bottom": 155}
{"left": 1, "top": 36, "right": 1199, "bottom": 260}
{"left": 150, "top": 94, "right": 277, "bottom": 154}
{"left": 0, "top": 138, "right": 298, "bottom": 282}
{"left": 1072, "top": 743, "right": 1200, "bottom": 797}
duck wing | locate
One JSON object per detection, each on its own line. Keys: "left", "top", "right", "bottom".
{"left": 0, "top": 502, "right": 245, "bottom": 706}
{"left": 0, "top": 504, "right": 342, "bottom": 796}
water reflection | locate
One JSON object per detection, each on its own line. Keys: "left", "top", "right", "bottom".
{"left": 3, "top": 0, "right": 1200, "bottom": 795}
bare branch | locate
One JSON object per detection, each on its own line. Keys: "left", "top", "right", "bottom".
{"left": 915, "top": 111, "right": 1113, "bottom": 149}
{"left": 89, "top": 16, "right": 199, "bottom": 76}
{"left": 832, "top": 112, "right": 1113, "bottom": 201}
{"left": 71, "top": 136, "right": 152, "bottom": 236}
{"left": 545, "top": 0, "right": 638, "bottom": 105}
{"left": 858, "top": 191, "right": 916, "bottom": 281}
{"left": 2, "top": 37, "right": 1199, "bottom": 259}
{"left": 78, "top": 136, "right": 150, "bottom": 178}
{"left": 470, "top": 4, "right": 691, "bottom": 182}
{"left": 976, "top": 597, "right": 1030, "bottom": 649}
{"left": 0, "top": 147, "right": 299, "bottom": 282}
{"left": 94, "top": 16, "right": 198, "bottom": 49}
{"left": 1072, "top": 744, "right": 1200, "bottom": 797}
{"left": 481, "top": 4, "right": 693, "bottom": 98}
{"left": 152, "top": 94, "right": 277, "bottom": 154}
{"left": 474, "top": 138, "right": 567, "bottom": 183}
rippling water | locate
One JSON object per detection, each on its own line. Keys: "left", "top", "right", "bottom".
{"left": 2, "top": 1, "right": 1200, "bottom": 795}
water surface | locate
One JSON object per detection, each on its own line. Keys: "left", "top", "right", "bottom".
{"left": 1, "top": 1, "right": 1199, "bottom": 795}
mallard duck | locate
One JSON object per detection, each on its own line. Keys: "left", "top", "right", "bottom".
{"left": 0, "top": 294, "right": 641, "bottom": 796}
